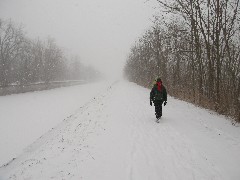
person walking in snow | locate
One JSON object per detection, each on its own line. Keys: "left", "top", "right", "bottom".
{"left": 150, "top": 78, "right": 167, "bottom": 121}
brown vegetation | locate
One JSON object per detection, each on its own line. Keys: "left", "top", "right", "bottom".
{"left": 124, "top": 0, "right": 240, "bottom": 122}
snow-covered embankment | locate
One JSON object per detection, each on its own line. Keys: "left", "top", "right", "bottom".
{"left": 0, "top": 80, "right": 240, "bottom": 180}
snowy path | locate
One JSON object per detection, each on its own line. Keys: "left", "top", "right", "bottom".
{"left": 0, "top": 80, "right": 240, "bottom": 180}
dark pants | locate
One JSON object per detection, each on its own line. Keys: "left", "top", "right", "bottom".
{"left": 154, "top": 101, "right": 163, "bottom": 119}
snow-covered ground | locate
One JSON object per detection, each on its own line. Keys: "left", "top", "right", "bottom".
{"left": 0, "top": 80, "right": 240, "bottom": 180}
{"left": 0, "top": 81, "right": 112, "bottom": 167}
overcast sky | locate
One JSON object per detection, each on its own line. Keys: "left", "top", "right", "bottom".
{"left": 0, "top": 0, "right": 158, "bottom": 79}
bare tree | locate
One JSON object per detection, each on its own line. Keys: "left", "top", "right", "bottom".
{"left": 124, "top": 0, "right": 240, "bottom": 122}
{"left": 0, "top": 19, "right": 25, "bottom": 86}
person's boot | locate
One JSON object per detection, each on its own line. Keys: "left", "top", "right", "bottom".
{"left": 156, "top": 116, "right": 161, "bottom": 123}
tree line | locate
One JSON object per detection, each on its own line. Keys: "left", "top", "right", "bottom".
{"left": 0, "top": 18, "right": 100, "bottom": 87}
{"left": 124, "top": 0, "right": 240, "bottom": 122}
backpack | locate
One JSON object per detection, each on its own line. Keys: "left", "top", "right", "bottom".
{"left": 154, "top": 86, "right": 163, "bottom": 101}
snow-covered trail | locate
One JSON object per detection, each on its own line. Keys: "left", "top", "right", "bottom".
{"left": 0, "top": 80, "right": 240, "bottom": 180}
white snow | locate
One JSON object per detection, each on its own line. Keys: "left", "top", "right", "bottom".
{"left": 0, "top": 81, "right": 112, "bottom": 166}
{"left": 0, "top": 80, "right": 240, "bottom": 180}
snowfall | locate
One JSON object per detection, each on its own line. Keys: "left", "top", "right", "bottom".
{"left": 0, "top": 80, "right": 240, "bottom": 180}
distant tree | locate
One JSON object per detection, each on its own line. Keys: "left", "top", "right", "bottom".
{"left": 42, "top": 37, "right": 63, "bottom": 82}
{"left": 0, "top": 18, "right": 101, "bottom": 92}
{"left": 69, "top": 56, "right": 82, "bottom": 80}
{"left": 0, "top": 19, "right": 25, "bottom": 86}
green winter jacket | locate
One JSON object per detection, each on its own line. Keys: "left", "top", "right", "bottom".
{"left": 150, "top": 84, "right": 167, "bottom": 105}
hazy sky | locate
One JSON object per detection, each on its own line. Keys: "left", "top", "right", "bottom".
{"left": 0, "top": 0, "right": 157, "bottom": 78}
